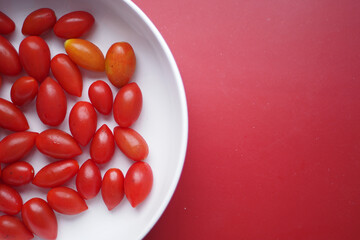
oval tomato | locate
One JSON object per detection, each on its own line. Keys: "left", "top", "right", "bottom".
{"left": 1, "top": 161, "right": 34, "bottom": 186}
{"left": 0, "top": 12, "right": 15, "bottom": 34}
{"left": 36, "top": 129, "right": 82, "bottom": 159}
{"left": 0, "top": 98, "right": 29, "bottom": 132}
{"left": 113, "top": 127, "right": 149, "bottom": 161}
{"left": 76, "top": 159, "right": 102, "bottom": 200}
{"left": 11, "top": 76, "right": 38, "bottom": 106}
{"left": 105, "top": 42, "right": 136, "bottom": 88}
{"left": 22, "top": 8, "right": 56, "bottom": 36}
{"left": 90, "top": 124, "right": 114, "bottom": 164}
{"left": 0, "top": 184, "right": 22, "bottom": 215}
{"left": 22, "top": 198, "right": 57, "bottom": 240}
{"left": 36, "top": 76, "right": 67, "bottom": 126}
{"left": 101, "top": 168, "right": 124, "bottom": 210}
{"left": 88, "top": 80, "right": 113, "bottom": 115}
{"left": 0, "top": 36, "right": 21, "bottom": 76}
{"left": 47, "top": 187, "right": 88, "bottom": 215}
{"left": 54, "top": 11, "right": 94, "bottom": 39}
{"left": 124, "top": 162, "right": 153, "bottom": 208}
{"left": 113, "top": 82, "right": 142, "bottom": 127}
{"left": 0, "top": 215, "right": 34, "bottom": 240}
{"left": 64, "top": 39, "right": 105, "bottom": 72}
{"left": 51, "top": 53, "right": 83, "bottom": 97}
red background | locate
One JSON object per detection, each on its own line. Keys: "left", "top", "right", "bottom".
{"left": 133, "top": 0, "right": 360, "bottom": 239}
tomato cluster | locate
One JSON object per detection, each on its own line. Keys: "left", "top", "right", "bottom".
{"left": 0, "top": 9, "right": 153, "bottom": 240}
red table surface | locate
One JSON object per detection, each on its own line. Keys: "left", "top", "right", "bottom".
{"left": 133, "top": 0, "right": 360, "bottom": 239}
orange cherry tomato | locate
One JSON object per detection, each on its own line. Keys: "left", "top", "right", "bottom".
{"left": 10, "top": 76, "right": 38, "bottom": 106}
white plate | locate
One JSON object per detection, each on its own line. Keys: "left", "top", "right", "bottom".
{"left": 0, "top": 0, "right": 188, "bottom": 239}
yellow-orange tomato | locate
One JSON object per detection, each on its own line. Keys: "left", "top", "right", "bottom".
{"left": 64, "top": 39, "right": 105, "bottom": 72}
{"left": 105, "top": 42, "right": 136, "bottom": 88}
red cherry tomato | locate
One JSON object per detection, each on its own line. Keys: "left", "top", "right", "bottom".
{"left": 36, "top": 77, "right": 67, "bottom": 126}
{"left": 0, "top": 215, "right": 34, "bottom": 240}
{"left": 51, "top": 53, "right": 83, "bottom": 97}
{"left": 113, "top": 127, "right": 149, "bottom": 161}
{"left": 33, "top": 159, "right": 79, "bottom": 188}
{"left": 0, "top": 12, "right": 15, "bottom": 34}
{"left": 90, "top": 124, "right": 115, "bottom": 164}
{"left": 54, "top": 11, "right": 94, "bottom": 39}
{"left": 76, "top": 159, "right": 102, "bottom": 200}
{"left": 22, "top": 8, "right": 56, "bottom": 36}
{"left": 1, "top": 161, "right": 34, "bottom": 186}
{"left": 88, "top": 80, "right": 113, "bottom": 114}
{"left": 0, "top": 98, "right": 29, "bottom": 132}
{"left": 0, "top": 131, "right": 38, "bottom": 164}
{"left": 0, "top": 184, "right": 22, "bottom": 215}
{"left": 105, "top": 42, "right": 136, "bottom": 88}
{"left": 19, "top": 36, "right": 50, "bottom": 82}
{"left": 47, "top": 187, "right": 88, "bottom": 215}
{"left": 36, "top": 129, "right": 82, "bottom": 159}
{"left": 124, "top": 162, "right": 153, "bottom": 208}
{"left": 0, "top": 36, "right": 21, "bottom": 76}
{"left": 22, "top": 198, "right": 57, "bottom": 240}
{"left": 69, "top": 101, "right": 97, "bottom": 146}
{"left": 11, "top": 76, "right": 39, "bottom": 106}
{"left": 101, "top": 168, "right": 124, "bottom": 210}
{"left": 113, "top": 82, "right": 142, "bottom": 127}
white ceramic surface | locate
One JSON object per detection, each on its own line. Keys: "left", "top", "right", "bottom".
{"left": 0, "top": 0, "right": 188, "bottom": 239}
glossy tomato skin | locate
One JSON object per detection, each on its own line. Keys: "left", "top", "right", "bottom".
{"left": 0, "top": 215, "right": 34, "bottom": 240}
{"left": 22, "top": 8, "right": 56, "bottom": 36}
{"left": 88, "top": 80, "right": 113, "bottom": 114}
{"left": 51, "top": 53, "right": 83, "bottom": 97}
{"left": 105, "top": 42, "right": 136, "bottom": 88}
{"left": 36, "top": 77, "right": 67, "bottom": 126}
{"left": 113, "top": 127, "right": 149, "bottom": 161}
{"left": 0, "top": 98, "right": 29, "bottom": 132}
{"left": 1, "top": 161, "right": 34, "bottom": 186}
{"left": 124, "top": 162, "right": 153, "bottom": 208}
{"left": 0, "top": 184, "right": 22, "bottom": 215}
{"left": 19, "top": 36, "right": 50, "bottom": 82}
{"left": 0, "top": 36, "right": 22, "bottom": 76}
{"left": 36, "top": 129, "right": 82, "bottom": 159}
{"left": 90, "top": 124, "right": 114, "bottom": 164}
{"left": 33, "top": 159, "right": 79, "bottom": 188}
{"left": 102, "top": 168, "right": 124, "bottom": 210}
{"left": 65, "top": 39, "right": 105, "bottom": 72}
{"left": 22, "top": 198, "right": 57, "bottom": 240}
{"left": 76, "top": 159, "right": 102, "bottom": 200}
{"left": 113, "top": 82, "right": 142, "bottom": 127}
{"left": 54, "top": 11, "right": 94, "bottom": 39}
{"left": 47, "top": 187, "right": 88, "bottom": 215}
{"left": 0, "top": 12, "right": 15, "bottom": 34}
{"left": 11, "top": 76, "right": 39, "bottom": 106}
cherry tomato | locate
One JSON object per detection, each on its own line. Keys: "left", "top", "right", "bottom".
{"left": 22, "top": 8, "right": 56, "bottom": 36}
{"left": 88, "top": 80, "right": 113, "bottom": 115}
{"left": 90, "top": 124, "right": 115, "bottom": 164}
{"left": 113, "top": 82, "right": 142, "bottom": 127}
{"left": 0, "top": 215, "right": 34, "bottom": 240}
{"left": 1, "top": 161, "right": 34, "bottom": 186}
{"left": 0, "top": 98, "right": 29, "bottom": 132}
{"left": 54, "top": 11, "right": 94, "bottom": 39}
{"left": 51, "top": 53, "right": 83, "bottom": 97}
{"left": 113, "top": 127, "right": 149, "bottom": 161}
{"left": 47, "top": 187, "right": 88, "bottom": 215}
{"left": 36, "top": 77, "right": 67, "bottom": 126}
{"left": 76, "top": 159, "right": 102, "bottom": 200}
{"left": 0, "top": 36, "right": 21, "bottom": 76}
{"left": 22, "top": 198, "right": 57, "bottom": 240}
{"left": 36, "top": 129, "right": 82, "bottom": 159}
{"left": 64, "top": 39, "right": 105, "bottom": 72}
{"left": 101, "top": 168, "right": 124, "bottom": 210}
{"left": 124, "top": 162, "right": 153, "bottom": 208}
{"left": 0, "top": 12, "right": 15, "bottom": 34}
{"left": 11, "top": 76, "right": 38, "bottom": 106}
{"left": 0, "top": 184, "right": 22, "bottom": 215}
{"left": 19, "top": 36, "right": 50, "bottom": 82}
{"left": 105, "top": 42, "right": 136, "bottom": 88}
{"left": 0, "top": 131, "right": 38, "bottom": 164}
{"left": 33, "top": 159, "right": 79, "bottom": 188}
